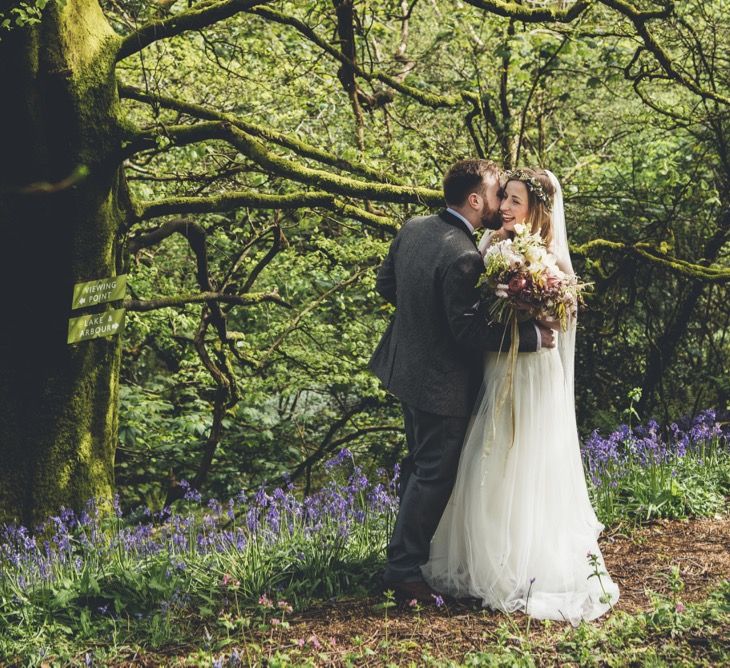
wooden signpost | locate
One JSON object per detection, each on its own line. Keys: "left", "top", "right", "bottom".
{"left": 67, "top": 275, "right": 127, "bottom": 344}
{"left": 71, "top": 275, "right": 127, "bottom": 309}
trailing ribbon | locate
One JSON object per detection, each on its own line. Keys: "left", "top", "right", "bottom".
{"left": 489, "top": 314, "right": 520, "bottom": 452}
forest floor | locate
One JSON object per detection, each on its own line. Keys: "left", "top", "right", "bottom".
{"left": 117, "top": 515, "right": 729, "bottom": 666}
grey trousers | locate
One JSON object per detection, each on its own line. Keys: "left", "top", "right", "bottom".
{"left": 383, "top": 401, "right": 470, "bottom": 583}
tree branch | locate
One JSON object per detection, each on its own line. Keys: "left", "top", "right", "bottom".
{"left": 332, "top": 200, "right": 397, "bottom": 231}
{"left": 515, "top": 34, "right": 570, "bottom": 165}
{"left": 221, "top": 124, "right": 441, "bottom": 206}
{"left": 247, "top": 6, "right": 473, "bottom": 109}
{"left": 333, "top": 0, "right": 366, "bottom": 149}
{"left": 128, "top": 216, "right": 230, "bottom": 340}
{"left": 241, "top": 215, "right": 284, "bottom": 294}
{"left": 638, "top": 208, "right": 730, "bottom": 414}
{"left": 129, "top": 218, "right": 210, "bottom": 288}
{"left": 599, "top": 0, "right": 730, "bottom": 106}
{"left": 135, "top": 189, "right": 397, "bottom": 232}
{"left": 116, "top": 0, "right": 270, "bottom": 62}
{"left": 125, "top": 290, "right": 289, "bottom": 312}
{"left": 164, "top": 383, "right": 229, "bottom": 507}
{"left": 462, "top": 0, "right": 592, "bottom": 23}
{"left": 258, "top": 266, "right": 371, "bottom": 368}
{"left": 572, "top": 238, "right": 730, "bottom": 282}
{"left": 292, "top": 423, "right": 399, "bottom": 490}
{"left": 136, "top": 190, "right": 335, "bottom": 221}
{"left": 127, "top": 218, "right": 287, "bottom": 323}
{"left": 119, "top": 84, "right": 403, "bottom": 183}
{"left": 130, "top": 120, "right": 441, "bottom": 206}
{"left": 499, "top": 20, "right": 516, "bottom": 168}
{"left": 465, "top": 104, "right": 485, "bottom": 158}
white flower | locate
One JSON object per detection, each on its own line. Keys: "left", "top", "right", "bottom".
{"left": 500, "top": 246, "right": 523, "bottom": 265}
{"left": 508, "top": 254, "right": 524, "bottom": 266}
{"left": 525, "top": 246, "right": 546, "bottom": 264}
{"left": 514, "top": 222, "right": 526, "bottom": 235}
{"left": 543, "top": 254, "right": 558, "bottom": 270}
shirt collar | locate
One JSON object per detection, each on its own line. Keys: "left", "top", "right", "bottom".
{"left": 445, "top": 207, "right": 476, "bottom": 235}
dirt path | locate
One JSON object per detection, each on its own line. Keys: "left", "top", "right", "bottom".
{"left": 600, "top": 516, "right": 728, "bottom": 613}
{"left": 118, "top": 516, "right": 729, "bottom": 666}
{"left": 271, "top": 516, "right": 729, "bottom": 662}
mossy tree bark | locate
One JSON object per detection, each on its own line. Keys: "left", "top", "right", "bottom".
{"left": 0, "top": 0, "right": 127, "bottom": 525}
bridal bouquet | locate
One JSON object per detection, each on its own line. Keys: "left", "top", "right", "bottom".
{"left": 482, "top": 223, "right": 589, "bottom": 330}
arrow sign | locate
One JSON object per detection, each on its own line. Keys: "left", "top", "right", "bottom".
{"left": 67, "top": 308, "right": 126, "bottom": 344}
{"left": 71, "top": 275, "right": 127, "bottom": 310}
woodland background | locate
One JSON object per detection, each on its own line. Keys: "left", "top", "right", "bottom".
{"left": 105, "top": 0, "right": 730, "bottom": 511}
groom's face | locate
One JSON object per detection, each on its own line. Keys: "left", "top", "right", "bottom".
{"left": 477, "top": 174, "right": 503, "bottom": 230}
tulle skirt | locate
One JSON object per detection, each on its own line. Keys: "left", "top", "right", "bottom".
{"left": 422, "top": 346, "right": 619, "bottom": 625}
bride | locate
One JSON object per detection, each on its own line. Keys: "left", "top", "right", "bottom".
{"left": 422, "top": 168, "right": 619, "bottom": 624}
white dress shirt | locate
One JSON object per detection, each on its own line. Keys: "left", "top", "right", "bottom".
{"left": 445, "top": 207, "right": 476, "bottom": 236}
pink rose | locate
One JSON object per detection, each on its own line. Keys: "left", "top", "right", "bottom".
{"left": 508, "top": 276, "right": 527, "bottom": 294}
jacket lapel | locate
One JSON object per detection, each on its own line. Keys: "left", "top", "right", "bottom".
{"left": 438, "top": 209, "right": 478, "bottom": 249}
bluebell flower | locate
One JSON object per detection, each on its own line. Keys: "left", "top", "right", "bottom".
{"left": 179, "top": 480, "right": 202, "bottom": 503}
{"left": 324, "top": 448, "right": 353, "bottom": 471}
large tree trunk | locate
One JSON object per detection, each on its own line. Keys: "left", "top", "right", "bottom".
{"left": 0, "top": 0, "right": 126, "bottom": 525}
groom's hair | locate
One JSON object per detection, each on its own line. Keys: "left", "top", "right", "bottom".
{"left": 443, "top": 159, "right": 500, "bottom": 206}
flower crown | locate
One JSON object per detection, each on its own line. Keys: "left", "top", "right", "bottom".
{"left": 506, "top": 169, "right": 552, "bottom": 211}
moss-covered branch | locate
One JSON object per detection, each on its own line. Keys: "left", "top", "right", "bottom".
{"left": 136, "top": 190, "right": 336, "bottom": 221}
{"left": 332, "top": 201, "right": 398, "bottom": 232}
{"left": 573, "top": 238, "right": 730, "bottom": 282}
{"left": 222, "top": 124, "right": 441, "bottom": 206}
{"left": 123, "top": 121, "right": 222, "bottom": 159}
{"left": 599, "top": 0, "right": 730, "bottom": 106}
{"left": 119, "top": 84, "right": 402, "bottom": 183}
{"left": 125, "top": 290, "right": 288, "bottom": 312}
{"left": 116, "top": 0, "right": 269, "bottom": 61}
{"left": 132, "top": 121, "right": 441, "bottom": 207}
{"left": 136, "top": 189, "right": 397, "bottom": 232}
{"left": 462, "top": 0, "right": 592, "bottom": 22}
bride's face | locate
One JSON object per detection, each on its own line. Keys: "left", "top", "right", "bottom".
{"left": 500, "top": 180, "right": 530, "bottom": 232}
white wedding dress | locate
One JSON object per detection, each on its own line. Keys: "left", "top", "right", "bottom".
{"left": 422, "top": 172, "right": 619, "bottom": 625}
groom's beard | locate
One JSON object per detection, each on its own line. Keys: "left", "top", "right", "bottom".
{"left": 480, "top": 205, "right": 502, "bottom": 230}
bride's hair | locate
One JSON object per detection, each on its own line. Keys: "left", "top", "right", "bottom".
{"left": 505, "top": 168, "right": 556, "bottom": 247}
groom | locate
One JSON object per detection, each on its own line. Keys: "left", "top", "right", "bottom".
{"left": 370, "top": 159, "right": 555, "bottom": 601}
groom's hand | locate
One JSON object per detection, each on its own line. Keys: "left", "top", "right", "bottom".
{"left": 537, "top": 324, "right": 556, "bottom": 349}
{"left": 537, "top": 316, "right": 561, "bottom": 331}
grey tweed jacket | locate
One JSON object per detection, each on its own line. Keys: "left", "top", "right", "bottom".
{"left": 369, "top": 209, "right": 538, "bottom": 417}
